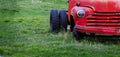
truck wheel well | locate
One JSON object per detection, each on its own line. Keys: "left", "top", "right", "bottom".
{"left": 70, "top": 15, "right": 75, "bottom": 31}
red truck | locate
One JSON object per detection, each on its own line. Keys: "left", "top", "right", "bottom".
{"left": 50, "top": 0, "right": 120, "bottom": 40}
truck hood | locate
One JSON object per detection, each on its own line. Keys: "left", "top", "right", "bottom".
{"left": 79, "top": 0, "right": 120, "bottom": 12}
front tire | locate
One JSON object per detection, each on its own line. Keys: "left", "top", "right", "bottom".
{"left": 50, "top": 10, "right": 60, "bottom": 32}
{"left": 73, "top": 28, "right": 85, "bottom": 40}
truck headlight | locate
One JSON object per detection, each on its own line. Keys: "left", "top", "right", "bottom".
{"left": 77, "top": 10, "right": 85, "bottom": 18}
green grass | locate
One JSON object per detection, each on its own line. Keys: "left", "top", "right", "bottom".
{"left": 0, "top": 0, "right": 120, "bottom": 57}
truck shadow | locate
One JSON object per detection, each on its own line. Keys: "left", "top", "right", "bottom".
{"left": 85, "top": 35, "right": 120, "bottom": 44}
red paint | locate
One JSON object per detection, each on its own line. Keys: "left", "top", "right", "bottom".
{"left": 68, "top": 0, "right": 120, "bottom": 35}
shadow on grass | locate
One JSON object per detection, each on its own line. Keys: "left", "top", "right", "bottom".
{"left": 85, "top": 35, "right": 120, "bottom": 44}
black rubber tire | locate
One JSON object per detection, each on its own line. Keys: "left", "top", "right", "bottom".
{"left": 50, "top": 10, "right": 60, "bottom": 32}
{"left": 73, "top": 28, "right": 85, "bottom": 40}
{"left": 59, "top": 10, "right": 68, "bottom": 31}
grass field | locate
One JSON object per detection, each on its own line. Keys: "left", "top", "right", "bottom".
{"left": 0, "top": 0, "right": 120, "bottom": 57}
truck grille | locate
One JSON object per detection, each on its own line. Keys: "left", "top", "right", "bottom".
{"left": 86, "top": 13, "right": 120, "bottom": 28}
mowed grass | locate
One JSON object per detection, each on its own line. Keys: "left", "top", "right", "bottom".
{"left": 0, "top": 0, "right": 120, "bottom": 57}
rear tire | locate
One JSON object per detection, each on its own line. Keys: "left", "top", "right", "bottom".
{"left": 50, "top": 10, "right": 60, "bottom": 32}
{"left": 59, "top": 10, "right": 68, "bottom": 31}
{"left": 73, "top": 28, "right": 85, "bottom": 40}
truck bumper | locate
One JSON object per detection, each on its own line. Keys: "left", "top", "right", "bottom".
{"left": 75, "top": 25, "right": 120, "bottom": 35}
